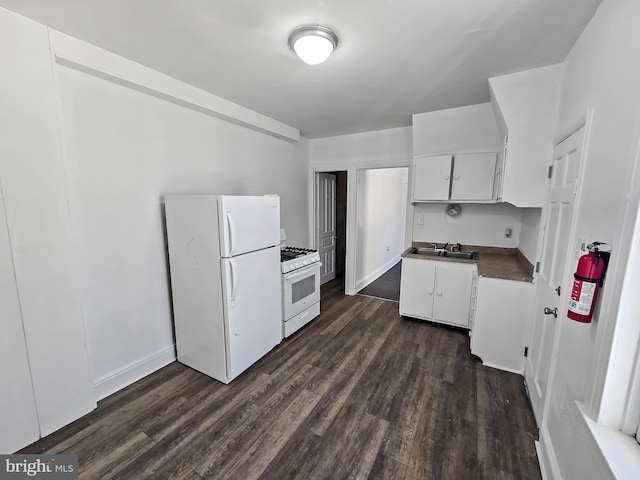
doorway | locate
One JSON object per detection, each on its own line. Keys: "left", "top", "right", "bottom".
{"left": 354, "top": 166, "right": 409, "bottom": 301}
{"left": 315, "top": 171, "right": 347, "bottom": 285}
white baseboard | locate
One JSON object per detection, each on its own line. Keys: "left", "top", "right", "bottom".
{"left": 94, "top": 344, "right": 177, "bottom": 401}
{"left": 355, "top": 255, "right": 401, "bottom": 292}
{"left": 480, "top": 361, "right": 524, "bottom": 376}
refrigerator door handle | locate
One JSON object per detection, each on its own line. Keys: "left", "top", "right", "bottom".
{"left": 226, "top": 211, "right": 235, "bottom": 256}
{"left": 229, "top": 259, "right": 237, "bottom": 301}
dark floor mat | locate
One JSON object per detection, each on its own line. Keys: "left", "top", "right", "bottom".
{"left": 357, "top": 261, "right": 401, "bottom": 301}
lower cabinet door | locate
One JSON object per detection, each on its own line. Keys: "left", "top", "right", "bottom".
{"left": 399, "top": 258, "right": 435, "bottom": 320}
{"left": 433, "top": 263, "right": 474, "bottom": 327}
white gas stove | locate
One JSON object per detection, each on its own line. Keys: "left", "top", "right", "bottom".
{"left": 280, "top": 246, "right": 321, "bottom": 337}
{"left": 280, "top": 247, "right": 321, "bottom": 273}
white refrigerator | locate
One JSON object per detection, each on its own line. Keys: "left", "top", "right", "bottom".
{"left": 164, "top": 194, "right": 282, "bottom": 384}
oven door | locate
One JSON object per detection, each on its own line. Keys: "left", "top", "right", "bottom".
{"left": 282, "top": 262, "right": 321, "bottom": 320}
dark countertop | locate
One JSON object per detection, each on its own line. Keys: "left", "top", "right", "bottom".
{"left": 401, "top": 242, "right": 534, "bottom": 283}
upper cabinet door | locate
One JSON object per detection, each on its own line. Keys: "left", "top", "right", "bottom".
{"left": 450, "top": 153, "right": 497, "bottom": 201}
{"left": 412, "top": 155, "right": 452, "bottom": 201}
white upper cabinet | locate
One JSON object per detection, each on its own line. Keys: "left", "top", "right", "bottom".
{"left": 412, "top": 152, "right": 497, "bottom": 202}
{"left": 450, "top": 152, "right": 497, "bottom": 200}
{"left": 412, "top": 103, "right": 501, "bottom": 203}
{"left": 489, "top": 65, "right": 562, "bottom": 207}
{"left": 413, "top": 154, "right": 452, "bottom": 201}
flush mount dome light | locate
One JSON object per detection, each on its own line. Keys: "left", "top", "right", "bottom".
{"left": 288, "top": 25, "right": 338, "bottom": 65}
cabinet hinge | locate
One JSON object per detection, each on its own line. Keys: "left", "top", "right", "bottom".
{"left": 524, "top": 346, "right": 529, "bottom": 357}
{"left": 535, "top": 262, "right": 540, "bottom": 273}
{"left": 547, "top": 165, "right": 553, "bottom": 179}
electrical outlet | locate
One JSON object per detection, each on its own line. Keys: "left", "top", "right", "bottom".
{"left": 505, "top": 227, "right": 512, "bottom": 238}
{"left": 417, "top": 215, "right": 424, "bottom": 225}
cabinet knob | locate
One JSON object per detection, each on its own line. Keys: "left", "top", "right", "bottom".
{"left": 427, "top": 289, "right": 434, "bottom": 295}
{"left": 437, "top": 291, "right": 443, "bottom": 296}
{"left": 443, "top": 175, "right": 449, "bottom": 180}
{"left": 454, "top": 175, "right": 460, "bottom": 180}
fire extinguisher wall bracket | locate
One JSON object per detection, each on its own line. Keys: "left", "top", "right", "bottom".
{"left": 567, "top": 242, "right": 611, "bottom": 323}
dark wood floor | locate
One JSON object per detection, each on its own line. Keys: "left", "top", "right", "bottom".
{"left": 357, "top": 261, "right": 402, "bottom": 302}
{"left": 21, "top": 278, "right": 541, "bottom": 480}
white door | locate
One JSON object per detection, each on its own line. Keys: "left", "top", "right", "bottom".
{"left": 218, "top": 195, "right": 280, "bottom": 257}
{"left": 0, "top": 181, "right": 41, "bottom": 453}
{"left": 451, "top": 152, "right": 497, "bottom": 201}
{"left": 524, "top": 127, "right": 584, "bottom": 424}
{"left": 317, "top": 173, "right": 337, "bottom": 284}
{"left": 221, "top": 246, "right": 282, "bottom": 381}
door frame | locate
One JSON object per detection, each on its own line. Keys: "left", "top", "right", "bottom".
{"left": 524, "top": 110, "right": 594, "bottom": 427}
{"left": 311, "top": 161, "right": 412, "bottom": 296}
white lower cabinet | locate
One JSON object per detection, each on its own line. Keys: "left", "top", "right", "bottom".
{"left": 400, "top": 258, "right": 476, "bottom": 328}
{"left": 470, "top": 277, "right": 534, "bottom": 373}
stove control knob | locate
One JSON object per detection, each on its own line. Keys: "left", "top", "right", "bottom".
{"left": 303, "top": 259, "right": 309, "bottom": 265}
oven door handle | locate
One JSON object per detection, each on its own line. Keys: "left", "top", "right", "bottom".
{"left": 285, "top": 263, "right": 320, "bottom": 280}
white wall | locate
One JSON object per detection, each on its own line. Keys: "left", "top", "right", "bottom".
{"left": 0, "top": 182, "right": 40, "bottom": 453}
{"left": 0, "top": 5, "right": 310, "bottom": 446}
{"left": 518, "top": 208, "right": 542, "bottom": 264}
{"left": 410, "top": 103, "right": 523, "bottom": 248}
{"left": 310, "top": 127, "right": 412, "bottom": 167}
{"left": 355, "top": 167, "right": 408, "bottom": 290}
{"left": 309, "top": 127, "right": 412, "bottom": 294}
{"left": 412, "top": 103, "right": 501, "bottom": 155}
{"left": 0, "top": 8, "right": 96, "bottom": 448}
{"left": 536, "top": 0, "right": 640, "bottom": 478}
{"left": 412, "top": 203, "right": 522, "bottom": 248}
{"left": 55, "top": 51, "right": 309, "bottom": 398}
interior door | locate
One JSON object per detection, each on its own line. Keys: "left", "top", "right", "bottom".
{"left": 524, "top": 127, "right": 584, "bottom": 424}
{"left": 221, "top": 246, "right": 282, "bottom": 381}
{"left": 317, "top": 173, "right": 337, "bottom": 285}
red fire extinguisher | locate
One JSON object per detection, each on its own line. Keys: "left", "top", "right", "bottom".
{"left": 568, "top": 242, "right": 611, "bottom": 323}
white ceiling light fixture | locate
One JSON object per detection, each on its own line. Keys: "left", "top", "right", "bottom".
{"left": 288, "top": 25, "right": 338, "bottom": 65}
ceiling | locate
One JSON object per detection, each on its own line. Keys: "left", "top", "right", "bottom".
{"left": 0, "top": 0, "right": 602, "bottom": 139}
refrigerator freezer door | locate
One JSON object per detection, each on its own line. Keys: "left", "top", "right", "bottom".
{"left": 221, "top": 246, "right": 282, "bottom": 381}
{"left": 218, "top": 195, "right": 280, "bottom": 257}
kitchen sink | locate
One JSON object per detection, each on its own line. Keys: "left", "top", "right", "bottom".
{"left": 411, "top": 247, "right": 443, "bottom": 257}
{"left": 443, "top": 251, "right": 475, "bottom": 259}
{"left": 410, "top": 247, "right": 476, "bottom": 260}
